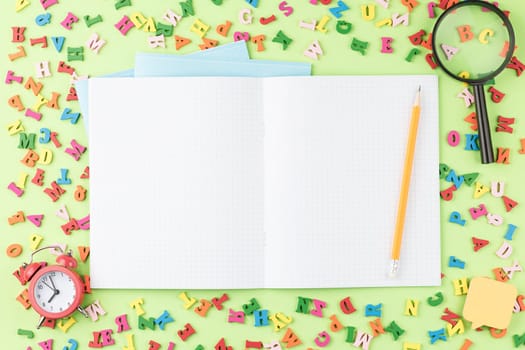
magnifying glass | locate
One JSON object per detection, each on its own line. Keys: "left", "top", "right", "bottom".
{"left": 432, "top": 0, "right": 515, "bottom": 164}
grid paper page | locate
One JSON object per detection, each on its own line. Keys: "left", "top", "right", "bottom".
{"left": 89, "top": 77, "right": 265, "bottom": 289}
{"left": 263, "top": 75, "right": 441, "bottom": 288}
{"left": 89, "top": 75, "right": 440, "bottom": 289}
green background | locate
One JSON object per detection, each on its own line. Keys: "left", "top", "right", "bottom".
{"left": 1, "top": 0, "right": 524, "bottom": 349}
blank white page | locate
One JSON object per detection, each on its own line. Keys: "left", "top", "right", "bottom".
{"left": 89, "top": 77, "right": 265, "bottom": 289}
{"left": 90, "top": 75, "right": 441, "bottom": 289}
{"left": 263, "top": 76, "right": 441, "bottom": 288}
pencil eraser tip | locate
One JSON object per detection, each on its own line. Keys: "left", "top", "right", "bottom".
{"left": 389, "top": 260, "right": 399, "bottom": 278}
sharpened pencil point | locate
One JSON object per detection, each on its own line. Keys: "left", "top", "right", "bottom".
{"left": 414, "top": 86, "right": 421, "bottom": 106}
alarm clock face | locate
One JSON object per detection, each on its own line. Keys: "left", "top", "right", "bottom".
{"left": 28, "top": 265, "right": 84, "bottom": 319}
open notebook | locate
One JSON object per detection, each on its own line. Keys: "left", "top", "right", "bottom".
{"left": 89, "top": 75, "right": 440, "bottom": 289}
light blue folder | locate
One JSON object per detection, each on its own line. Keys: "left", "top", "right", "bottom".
{"left": 135, "top": 56, "right": 312, "bottom": 77}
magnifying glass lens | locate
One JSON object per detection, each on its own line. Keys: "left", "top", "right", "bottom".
{"left": 433, "top": 4, "right": 512, "bottom": 82}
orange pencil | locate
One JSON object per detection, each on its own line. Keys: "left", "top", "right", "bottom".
{"left": 390, "top": 86, "right": 421, "bottom": 277}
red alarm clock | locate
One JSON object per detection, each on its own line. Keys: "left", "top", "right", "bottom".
{"left": 22, "top": 246, "right": 88, "bottom": 328}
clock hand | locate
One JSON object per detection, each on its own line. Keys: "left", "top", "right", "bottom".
{"left": 42, "top": 280, "right": 56, "bottom": 292}
{"left": 43, "top": 277, "right": 60, "bottom": 303}
{"left": 48, "top": 289, "right": 59, "bottom": 303}
{"left": 48, "top": 275, "right": 57, "bottom": 290}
